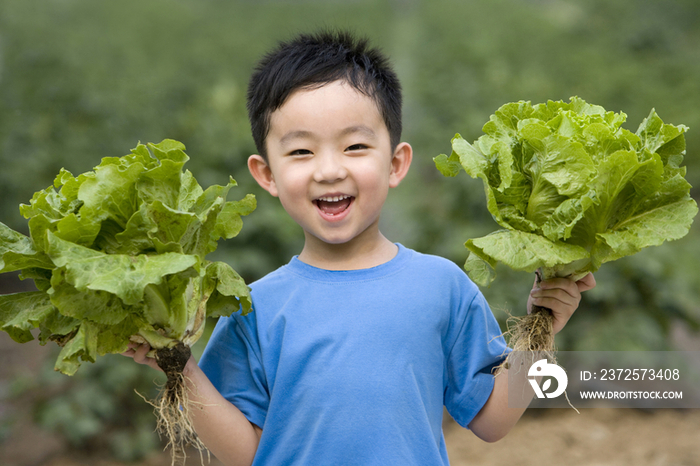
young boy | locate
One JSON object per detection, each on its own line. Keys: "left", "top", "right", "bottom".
{"left": 125, "top": 30, "right": 595, "bottom": 465}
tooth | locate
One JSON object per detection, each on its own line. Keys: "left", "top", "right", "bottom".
{"left": 320, "top": 196, "right": 336, "bottom": 202}
{"left": 317, "top": 195, "right": 351, "bottom": 202}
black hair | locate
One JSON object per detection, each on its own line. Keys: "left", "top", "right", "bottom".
{"left": 246, "top": 29, "right": 402, "bottom": 160}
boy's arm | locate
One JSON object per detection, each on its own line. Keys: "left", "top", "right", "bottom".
{"left": 468, "top": 273, "right": 596, "bottom": 442}
{"left": 123, "top": 343, "right": 261, "bottom": 466}
{"left": 467, "top": 365, "right": 528, "bottom": 442}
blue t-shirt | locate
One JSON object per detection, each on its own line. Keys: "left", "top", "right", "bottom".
{"left": 199, "top": 244, "right": 508, "bottom": 465}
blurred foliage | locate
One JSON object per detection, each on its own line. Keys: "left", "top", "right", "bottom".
{"left": 31, "top": 353, "right": 163, "bottom": 461}
{"left": 1, "top": 0, "right": 699, "bottom": 460}
{"left": 2, "top": 319, "right": 216, "bottom": 461}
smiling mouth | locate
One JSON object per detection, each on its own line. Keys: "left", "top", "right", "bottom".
{"left": 314, "top": 195, "right": 354, "bottom": 216}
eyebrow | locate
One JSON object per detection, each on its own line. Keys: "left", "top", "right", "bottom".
{"left": 278, "top": 125, "right": 377, "bottom": 147}
{"left": 279, "top": 130, "right": 313, "bottom": 147}
{"left": 340, "top": 125, "right": 376, "bottom": 139}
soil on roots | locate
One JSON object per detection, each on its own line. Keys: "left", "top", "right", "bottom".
{"left": 156, "top": 343, "right": 192, "bottom": 394}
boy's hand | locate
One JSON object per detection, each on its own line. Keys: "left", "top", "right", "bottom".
{"left": 121, "top": 341, "right": 162, "bottom": 372}
{"left": 528, "top": 272, "right": 596, "bottom": 335}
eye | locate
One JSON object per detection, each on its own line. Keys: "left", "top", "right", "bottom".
{"left": 346, "top": 144, "right": 368, "bottom": 152}
{"left": 289, "top": 149, "right": 312, "bottom": 156}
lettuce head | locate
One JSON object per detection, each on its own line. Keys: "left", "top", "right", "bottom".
{"left": 435, "top": 97, "right": 697, "bottom": 286}
{"left": 0, "top": 140, "right": 255, "bottom": 374}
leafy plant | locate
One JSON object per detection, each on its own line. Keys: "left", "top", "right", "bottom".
{"left": 0, "top": 139, "right": 255, "bottom": 462}
{"left": 435, "top": 97, "right": 697, "bottom": 359}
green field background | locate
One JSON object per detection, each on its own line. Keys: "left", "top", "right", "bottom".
{"left": 1, "top": 0, "right": 699, "bottom": 461}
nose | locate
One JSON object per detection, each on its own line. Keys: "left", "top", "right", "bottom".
{"left": 313, "top": 151, "right": 348, "bottom": 183}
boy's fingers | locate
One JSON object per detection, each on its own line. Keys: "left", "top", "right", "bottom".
{"left": 531, "top": 296, "right": 574, "bottom": 314}
{"left": 132, "top": 343, "right": 153, "bottom": 363}
{"left": 120, "top": 342, "right": 162, "bottom": 372}
{"left": 534, "top": 272, "right": 596, "bottom": 301}
{"left": 530, "top": 297, "right": 577, "bottom": 322}
{"left": 121, "top": 342, "right": 138, "bottom": 355}
{"left": 576, "top": 272, "right": 596, "bottom": 292}
{"left": 529, "top": 273, "right": 594, "bottom": 334}
{"left": 536, "top": 277, "right": 580, "bottom": 298}
{"left": 531, "top": 283, "right": 579, "bottom": 304}
{"left": 121, "top": 342, "right": 153, "bottom": 363}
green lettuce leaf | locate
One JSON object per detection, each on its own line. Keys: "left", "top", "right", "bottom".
{"left": 205, "top": 261, "right": 253, "bottom": 318}
{"left": 0, "top": 291, "right": 56, "bottom": 343}
{"left": 55, "top": 321, "right": 99, "bottom": 376}
{"left": 0, "top": 222, "right": 54, "bottom": 273}
{"left": 47, "top": 231, "right": 198, "bottom": 306}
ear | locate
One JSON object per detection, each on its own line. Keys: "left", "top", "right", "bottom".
{"left": 247, "top": 154, "right": 279, "bottom": 197}
{"left": 388, "top": 142, "right": 413, "bottom": 188}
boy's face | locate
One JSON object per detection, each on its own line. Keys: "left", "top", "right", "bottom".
{"left": 248, "top": 80, "right": 411, "bottom": 252}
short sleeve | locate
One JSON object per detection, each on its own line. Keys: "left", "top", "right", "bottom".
{"left": 444, "top": 287, "right": 509, "bottom": 428}
{"left": 198, "top": 312, "right": 269, "bottom": 429}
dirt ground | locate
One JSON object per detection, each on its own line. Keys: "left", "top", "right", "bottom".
{"left": 4, "top": 408, "right": 699, "bottom": 466}
{"left": 444, "top": 408, "right": 700, "bottom": 466}
{"left": 2, "top": 330, "right": 700, "bottom": 466}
